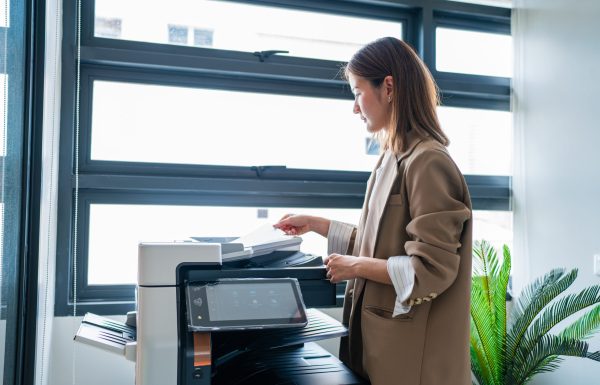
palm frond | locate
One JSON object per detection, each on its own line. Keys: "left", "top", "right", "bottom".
{"left": 521, "top": 355, "right": 563, "bottom": 384}
{"left": 587, "top": 350, "right": 600, "bottom": 361}
{"left": 491, "top": 244, "right": 511, "bottom": 380}
{"left": 496, "top": 245, "right": 511, "bottom": 344}
{"left": 559, "top": 304, "right": 600, "bottom": 341}
{"left": 514, "top": 285, "right": 600, "bottom": 366}
{"left": 471, "top": 343, "right": 485, "bottom": 385}
{"left": 470, "top": 320, "right": 488, "bottom": 381}
{"left": 509, "top": 268, "right": 571, "bottom": 328}
{"left": 471, "top": 241, "right": 510, "bottom": 385}
{"left": 505, "top": 268, "right": 577, "bottom": 368}
{"left": 510, "top": 335, "right": 590, "bottom": 385}
{"left": 471, "top": 281, "right": 499, "bottom": 385}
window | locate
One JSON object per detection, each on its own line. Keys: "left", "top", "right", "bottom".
{"left": 87, "top": 205, "right": 361, "bottom": 285}
{"left": 436, "top": 27, "right": 512, "bottom": 77}
{"left": 193, "top": 28, "right": 213, "bottom": 47}
{"left": 93, "top": 0, "right": 403, "bottom": 61}
{"left": 95, "top": 17, "right": 121, "bottom": 38}
{"left": 439, "top": 106, "right": 512, "bottom": 175}
{"left": 0, "top": 74, "right": 6, "bottom": 157}
{"left": 0, "top": 0, "right": 8, "bottom": 28}
{"left": 58, "top": 0, "right": 512, "bottom": 315}
{"left": 90, "top": 81, "right": 371, "bottom": 170}
{"left": 167, "top": 24, "right": 188, "bottom": 44}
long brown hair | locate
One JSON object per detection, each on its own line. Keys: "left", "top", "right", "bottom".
{"left": 344, "top": 37, "right": 448, "bottom": 153}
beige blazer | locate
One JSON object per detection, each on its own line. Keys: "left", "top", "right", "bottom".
{"left": 339, "top": 134, "right": 472, "bottom": 385}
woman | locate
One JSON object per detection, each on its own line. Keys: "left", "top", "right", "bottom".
{"left": 274, "top": 37, "right": 472, "bottom": 385}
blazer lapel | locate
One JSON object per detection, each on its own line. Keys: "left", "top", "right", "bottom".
{"left": 352, "top": 151, "right": 398, "bottom": 307}
{"left": 358, "top": 151, "right": 398, "bottom": 259}
{"left": 352, "top": 133, "right": 426, "bottom": 305}
{"left": 352, "top": 152, "right": 385, "bottom": 257}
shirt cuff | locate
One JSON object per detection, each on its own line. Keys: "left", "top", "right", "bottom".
{"left": 327, "top": 220, "right": 355, "bottom": 255}
{"left": 387, "top": 256, "right": 415, "bottom": 317}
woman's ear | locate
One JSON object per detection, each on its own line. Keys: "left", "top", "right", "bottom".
{"left": 384, "top": 75, "right": 394, "bottom": 101}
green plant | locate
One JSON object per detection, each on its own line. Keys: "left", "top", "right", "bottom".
{"left": 470, "top": 240, "right": 600, "bottom": 385}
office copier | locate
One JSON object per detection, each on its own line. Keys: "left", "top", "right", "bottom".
{"left": 75, "top": 233, "right": 366, "bottom": 385}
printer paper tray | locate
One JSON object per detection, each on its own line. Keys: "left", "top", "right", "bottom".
{"left": 212, "top": 342, "right": 367, "bottom": 385}
{"left": 212, "top": 308, "right": 347, "bottom": 367}
{"left": 74, "top": 313, "right": 136, "bottom": 356}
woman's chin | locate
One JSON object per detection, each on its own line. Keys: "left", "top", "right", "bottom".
{"left": 366, "top": 125, "right": 384, "bottom": 134}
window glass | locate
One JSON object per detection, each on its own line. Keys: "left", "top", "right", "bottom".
{"left": 473, "top": 210, "right": 513, "bottom": 254}
{"left": 87, "top": 204, "right": 512, "bottom": 285}
{"left": 438, "top": 106, "right": 512, "bottom": 175}
{"left": 91, "top": 81, "right": 377, "bottom": 171}
{"left": 87, "top": 204, "right": 361, "bottom": 285}
{"left": 446, "top": 0, "right": 512, "bottom": 7}
{"left": 94, "top": 0, "right": 402, "bottom": 61}
{"left": 0, "top": 74, "right": 5, "bottom": 157}
{"left": 436, "top": 27, "right": 512, "bottom": 77}
{"left": 95, "top": 17, "right": 121, "bottom": 38}
{"left": 0, "top": 0, "right": 8, "bottom": 28}
{"left": 168, "top": 24, "right": 188, "bottom": 44}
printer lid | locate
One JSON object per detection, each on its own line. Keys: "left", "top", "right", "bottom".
{"left": 191, "top": 224, "right": 302, "bottom": 262}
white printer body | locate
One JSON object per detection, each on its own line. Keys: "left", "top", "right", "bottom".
{"left": 137, "top": 242, "right": 222, "bottom": 385}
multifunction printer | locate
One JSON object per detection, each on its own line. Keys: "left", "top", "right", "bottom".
{"left": 75, "top": 235, "right": 366, "bottom": 385}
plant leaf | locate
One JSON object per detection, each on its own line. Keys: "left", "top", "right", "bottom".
{"left": 559, "top": 304, "right": 600, "bottom": 341}
{"left": 471, "top": 240, "right": 510, "bottom": 385}
{"left": 506, "top": 268, "right": 577, "bottom": 374}
{"left": 510, "top": 335, "right": 591, "bottom": 385}
{"left": 470, "top": 343, "right": 485, "bottom": 385}
{"left": 514, "top": 285, "right": 600, "bottom": 367}
{"left": 471, "top": 280, "right": 498, "bottom": 385}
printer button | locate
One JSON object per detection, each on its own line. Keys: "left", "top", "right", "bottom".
{"left": 193, "top": 298, "right": 203, "bottom": 307}
{"left": 193, "top": 368, "right": 204, "bottom": 379}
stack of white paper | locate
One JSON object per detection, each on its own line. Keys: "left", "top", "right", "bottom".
{"left": 232, "top": 224, "right": 302, "bottom": 258}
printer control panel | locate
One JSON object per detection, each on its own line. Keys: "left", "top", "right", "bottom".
{"left": 186, "top": 278, "right": 308, "bottom": 331}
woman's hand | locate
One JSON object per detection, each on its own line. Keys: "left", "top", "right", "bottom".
{"left": 324, "top": 254, "right": 360, "bottom": 283}
{"left": 273, "top": 214, "right": 330, "bottom": 237}
{"left": 324, "top": 255, "right": 393, "bottom": 285}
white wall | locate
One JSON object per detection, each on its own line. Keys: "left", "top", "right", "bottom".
{"left": 49, "top": 316, "right": 135, "bottom": 385}
{"left": 513, "top": 0, "right": 600, "bottom": 383}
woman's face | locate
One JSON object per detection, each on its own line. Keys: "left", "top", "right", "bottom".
{"left": 348, "top": 72, "right": 391, "bottom": 134}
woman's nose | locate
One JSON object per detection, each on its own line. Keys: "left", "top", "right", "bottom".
{"left": 353, "top": 101, "right": 360, "bottom": 114}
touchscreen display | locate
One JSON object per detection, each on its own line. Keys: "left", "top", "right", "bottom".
{"left": 186, "top": 278, "right": 308, "bottom": 331}
{"left": 206, "top": 282, "right": 299, "bottom": 321}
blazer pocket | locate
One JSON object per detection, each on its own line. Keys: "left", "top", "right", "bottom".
{"left": 387, "top": 193, "right": 403, "bottom": 206}
{"left": 364, "top": 305, "right": 415, "bottom": 322}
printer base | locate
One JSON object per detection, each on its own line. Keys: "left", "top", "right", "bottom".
{"left": 211, "top": 342, "right": 368, "bottom": 385}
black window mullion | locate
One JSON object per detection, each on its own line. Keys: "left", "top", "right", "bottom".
{"left": 433, "top": 9, "right": 511, "bottom": 35}
{"left": 73, "top": 174, "right": 509, "bottom": 211}
{"left": 436, "top": 73, "right": 511, "bottom": 111}
{"left": 75, "top": 175, "right": 368, "bottom": 205}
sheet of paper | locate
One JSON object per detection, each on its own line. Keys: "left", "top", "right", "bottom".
{"left": 233, "top": 223, "right": 294, "bottom": 247}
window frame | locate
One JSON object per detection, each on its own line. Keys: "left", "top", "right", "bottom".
{"left": 56, "top": 0, "right": 512, "bottom": 316}
{"left": 1, "top": 0, "right": 47, "bottom": 382}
